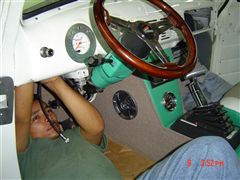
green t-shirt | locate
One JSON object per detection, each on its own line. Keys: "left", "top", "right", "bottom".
{"left": 18, "top": 127, "right": 121, "bottom": 180}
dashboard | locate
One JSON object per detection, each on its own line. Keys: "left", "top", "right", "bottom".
{"left": 1, "top": 1, "right": 232, "bottom": 178}
{"left": 14, "top": 0, "right": 218, "bottom": 86}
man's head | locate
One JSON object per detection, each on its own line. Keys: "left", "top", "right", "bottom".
{"left": 31, "top": 99, "right": 61, "bottom": 139}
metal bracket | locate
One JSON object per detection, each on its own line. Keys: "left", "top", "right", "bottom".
{"left": 0, "top": 77, "right": 14, "bottom": 125}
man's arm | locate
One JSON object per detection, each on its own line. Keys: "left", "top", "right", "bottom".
{"left": 43, "top": 77, "right": 104, "bottom": 145}
{"left": 15, "top": 83, "right": 34, "bottom": 153}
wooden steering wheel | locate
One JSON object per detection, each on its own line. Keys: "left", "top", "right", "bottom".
{"left": 93, "top": 0, "right": 197, "bottom": 78}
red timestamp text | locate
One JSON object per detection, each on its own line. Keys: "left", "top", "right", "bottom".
{"left": 187, "top": 159, "right": 224, "bottom": 167}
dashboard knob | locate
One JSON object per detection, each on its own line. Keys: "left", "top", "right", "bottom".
{"left": 40, "top": 47, "right": 54, "bottom": 58}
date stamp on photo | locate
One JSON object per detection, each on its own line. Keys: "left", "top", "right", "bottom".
{"left": 187, "top": 159, "right": 224, "bottom": 167}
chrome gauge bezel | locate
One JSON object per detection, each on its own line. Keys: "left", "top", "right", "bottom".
{"left": 65, "top": 23, "right": 96, "bottom": 63}
{"left": 162, "top": 92, "right": 177, "bottom": 111}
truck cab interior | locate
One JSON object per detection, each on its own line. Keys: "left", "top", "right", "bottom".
{"left": 1, "top": 0, "right": 240, "bottom": 179}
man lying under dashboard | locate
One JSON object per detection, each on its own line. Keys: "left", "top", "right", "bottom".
{"left": 15, "top": 77, "right": 240, "bottom": 179}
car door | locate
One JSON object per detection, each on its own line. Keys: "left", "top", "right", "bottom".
{"left": 211, "top": 0, "right": 240, "bottom": 85}
{"left": 0, "top": 1, "right": 24, "bottom": 179}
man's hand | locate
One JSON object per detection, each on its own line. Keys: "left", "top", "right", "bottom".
{"left": 41, "top": 76, "right": 62, "bottom": 91}
{"left": 41, "top": 76, "right": 105, "bottom": 145}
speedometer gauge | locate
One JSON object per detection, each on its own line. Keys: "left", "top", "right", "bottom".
{"left": 72, "top": 32, "right": 91, "bottom": 55}
{"left": 65, "top": 23, "right": 96, "bottom": 63}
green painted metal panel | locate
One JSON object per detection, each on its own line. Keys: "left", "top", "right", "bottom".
{"left": 91, "top": 52, "right": 134, "bottom": 89}
{"left": 144, "top": 49, "right": 183, "bottom": 128}
{"left": 224, "top": 107, "right": 240, "bottom": 126}
{"left": 223, "top": 107, "right": 240, "bottom": 157}
{"left": 225, "top": 107, "right": 240, "bottom": 157}
{"left": 235, "top": 145, "right": 240, "bottom": 158}
{"left": 144, "top": 79, "right": 183, "bottom": 128}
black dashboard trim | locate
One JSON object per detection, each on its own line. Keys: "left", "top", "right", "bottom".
{"left": 218, "top": 0, "right": 229, "bottom": 17}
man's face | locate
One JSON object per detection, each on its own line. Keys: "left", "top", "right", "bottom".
{"left": 31, "top": 100, "right": 61, "bottom": 139}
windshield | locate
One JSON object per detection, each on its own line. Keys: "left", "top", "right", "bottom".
{"left": 23, "top": 0, "right": 62, "bottom": 13}
{"left": 22, "top": 0, "right": 77, "bottom": 20}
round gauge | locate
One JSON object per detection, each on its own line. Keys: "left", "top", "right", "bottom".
{"left": 112, "top": 90, "right": 138, "bottom": 120}
{"left": 72, "top": 32, "right": 91, "bottom": 55}
{"left": 162, "top": 92, "right": 177, "bottom": 111}
{"left": 65, "top": 23, "right": 96, "bottom": 63}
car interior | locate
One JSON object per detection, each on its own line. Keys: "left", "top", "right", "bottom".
{"left": 1, "top": 0, "right": 240, "bottom": 179}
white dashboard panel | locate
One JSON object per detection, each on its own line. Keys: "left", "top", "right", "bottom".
{"left": 15, "top": 0, "right": 216, "bottom": 86}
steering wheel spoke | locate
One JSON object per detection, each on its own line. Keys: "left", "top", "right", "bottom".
{"left": 144, "top": 39, "right": 170, "bottom": 64}
{"left": 110, "top": 16, "right": 132, "bottom": 32}
{"left": 148, "top": 18, "right": 173, "bottom": 36}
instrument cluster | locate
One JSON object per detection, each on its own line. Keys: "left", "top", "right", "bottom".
{"left": 65, "top": 23, "right": 96, "bottom": 64}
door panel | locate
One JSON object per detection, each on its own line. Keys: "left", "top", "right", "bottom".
{"left": 211, "top": 0, "right": 240, "bottom": 85}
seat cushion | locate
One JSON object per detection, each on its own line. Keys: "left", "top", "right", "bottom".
{"left": 223, "top": 82, "right": 240, "bottom": 99}
{"left": 221, "top": 82, "right": 240, "bottom": 113}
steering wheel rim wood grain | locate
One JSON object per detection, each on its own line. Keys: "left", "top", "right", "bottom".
{"left": 93, "top": 0, "right": 197, "bottom": 78}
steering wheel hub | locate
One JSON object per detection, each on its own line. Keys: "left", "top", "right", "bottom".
{"left": 137, "top": 22, "right": 156, "bottom": 40}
